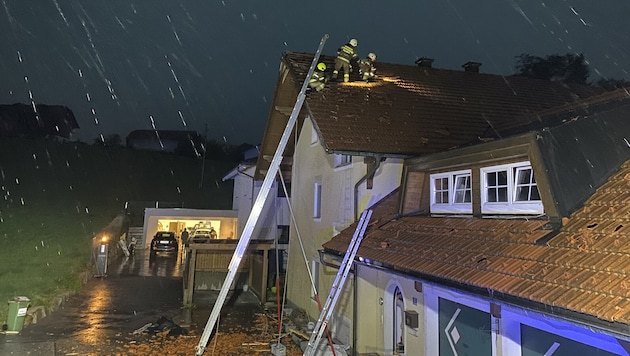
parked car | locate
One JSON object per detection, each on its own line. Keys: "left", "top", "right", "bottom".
{"left": 189, "top": 229, "right": 212, "bottom": 243}
{"left": 150, "top": 231, "right": 178, "bottom": 254}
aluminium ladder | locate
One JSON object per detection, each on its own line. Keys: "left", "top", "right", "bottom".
{"left": 194, "top": 34, "right": 329, "bottom": 356}
{"left": 303, "top": 209, "right": 373, "bottom": 356}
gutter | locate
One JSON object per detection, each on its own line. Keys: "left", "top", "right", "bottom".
{"left": 321, "top": 248, "right": 630, "bottom": 341}
{"left": 354, "top": 154, "right": 383, "bottom": 221}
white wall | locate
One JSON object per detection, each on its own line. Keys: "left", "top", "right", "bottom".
{"left": 229, "top": 165, "right": 290, "bottom": 241}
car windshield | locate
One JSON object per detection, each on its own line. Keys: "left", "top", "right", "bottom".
{"left": 194, "top": 230, "right": 210, "bottom": 235}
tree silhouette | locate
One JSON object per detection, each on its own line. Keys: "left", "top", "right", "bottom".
{"left": 515, "top": 53, "right": 589, "bottom": 84}
{"left": 93, "top": 134, "right": 122, "bottom": 146}
{"left": 595, "top": 77, "right": 630, "bottom": 91}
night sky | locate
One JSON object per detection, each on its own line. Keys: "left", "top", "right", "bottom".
{"left": 1, "top": 1, "right": 628, "bottom": 145}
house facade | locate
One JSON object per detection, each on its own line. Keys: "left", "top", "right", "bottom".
{"left": 256, "top": 50, "right": 619, "bottom": 353}
{"left": 324, "top": 89, "right": 630, "bottom": 355}
{"left": 287, "top": 115, "right": 403, "bottom": 344}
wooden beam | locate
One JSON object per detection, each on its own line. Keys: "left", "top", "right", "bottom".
{"left": 184, "top": 248, "right": 197, "bottom": 305}
{"left": 261, "top": 248, "right": 269, "bottom": 304}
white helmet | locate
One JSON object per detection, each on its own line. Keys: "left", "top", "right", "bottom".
{"left": 368, "top": 53, "right": 376, "bottom": 61}
{"left": 349, "top": 38, "right": 358, "bottom": 47}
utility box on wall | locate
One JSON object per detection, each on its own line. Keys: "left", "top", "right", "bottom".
{"left": 405, "top": 310, "right": 419, "bottom": 329}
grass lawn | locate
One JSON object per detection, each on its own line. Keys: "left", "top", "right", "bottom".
{"left": 0, "top": 138, "right": 237, "bottom": 324}
{"left": 0, "top": 207, "right": 104, "bottom": 316}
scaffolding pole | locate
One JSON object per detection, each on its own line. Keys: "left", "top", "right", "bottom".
{"left": 195, "top": 33, "right": 329, "bottom": 356}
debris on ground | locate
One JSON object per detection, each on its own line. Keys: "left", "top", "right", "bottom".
{"left": 117, "top": 311, "right": 303, "bottom": 355}
{"left": 132, "top": 316, "right": 188, "bottom": 337}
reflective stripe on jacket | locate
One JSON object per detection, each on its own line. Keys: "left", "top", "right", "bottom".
{"left": 310, "top": 71, "right": 326, "bottom": 84}
{"left": 337, "top": 44, "right": 357, "bottom": 63}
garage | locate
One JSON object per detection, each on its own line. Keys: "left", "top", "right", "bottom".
{"left": 140, "top": 208, "right": 238, "bottom": 249}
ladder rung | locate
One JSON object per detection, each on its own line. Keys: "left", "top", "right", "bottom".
{"left": 304, "top": 209, "right": 372, "bottom": 356}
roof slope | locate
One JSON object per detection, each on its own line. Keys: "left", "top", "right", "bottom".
{"left": 324, "top": 159, "right": 630, "bottom": 331}
{"left": 254, "top": 51, "right": 607, "bottom": 179}
{"left": 285, "top": 52, "right": 606, "bottom": 155}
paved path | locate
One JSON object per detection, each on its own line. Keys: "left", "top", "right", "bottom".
{"left": 0, "top": 249, "right": 187, "bottom": 355}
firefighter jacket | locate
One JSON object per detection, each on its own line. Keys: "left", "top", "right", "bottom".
{"left": 358, "top": 58, "right": 375, "bottom": 74}
{"left": 337, "top": 43, "right": 358, "bottom": 63}
{"left": 309, "top": 70, "right": 328, "bottom": 90}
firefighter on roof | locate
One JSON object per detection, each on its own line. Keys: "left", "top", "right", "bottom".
{"left": 358, "top": 52, "right": 377, "bottom": 82}
{"left": 309, "top": 62, "right": 329, "bottom": 92}
{"left": 332, "top": 38, "right": 358, "bottom": 83}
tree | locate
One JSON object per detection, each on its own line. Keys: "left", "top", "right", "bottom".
{"left": 93, "top": 134, "right": 122, "bottom": 146}
{"left": 514, "top": 53, "right": 590, "bottom": 84}
{"left": 595, "top": 78, "right": 630, "bottom": 91}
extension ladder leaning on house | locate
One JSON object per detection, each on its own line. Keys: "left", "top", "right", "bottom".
{"left": 303, "top": 209, "right": 373, "bottom": 356}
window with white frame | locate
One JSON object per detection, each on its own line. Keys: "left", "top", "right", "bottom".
{"left": 430, "top": 170, "right": 472, "bottom": 214}
{"left": 334, "top": 154, "right": 352, "bottom": 168}
{"left": 481, "top": 161, "right": 543, "bottom": 214}
{"left": 313, "top": 181, "right": 322, "bottom": 219}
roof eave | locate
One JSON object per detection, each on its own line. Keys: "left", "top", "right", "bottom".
{"left": 322, "top": 247, "right": 630, "bottom": 339}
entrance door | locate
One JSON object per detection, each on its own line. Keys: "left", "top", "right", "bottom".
{"left": 393, "top": 287, "right": 405, "bottom": 355}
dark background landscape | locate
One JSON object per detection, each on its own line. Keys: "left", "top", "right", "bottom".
{"left": 0, "top": 137, "right": 238, "bottom": 322}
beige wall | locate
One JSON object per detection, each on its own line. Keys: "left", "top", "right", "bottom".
{"left": 286, "top": 116, "right": 404, "bottom": 345}
{"left": 355, "top": 264, "right": 425, "bottom": 356}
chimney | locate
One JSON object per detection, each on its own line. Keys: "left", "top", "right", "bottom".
{"left": 415, "top": 57, "right": 434, "bottom": 68}
{"left": 462, "top": 61, "right": 482, "bottom": 73}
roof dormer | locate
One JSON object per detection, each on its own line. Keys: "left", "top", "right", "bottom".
{"left": 400, "top": 134, "right": 554, "bottom": 219}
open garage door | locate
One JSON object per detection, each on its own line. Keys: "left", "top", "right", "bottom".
{"left": 141, "top": 208, "right": 238, "bottom": 249}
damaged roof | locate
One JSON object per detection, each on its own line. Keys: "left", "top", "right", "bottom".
{"left": 323, "top": 158, "right": 630, "bottom": 334}
{"left": 286, "top": 51, "right": 606, "bottom": 155}
{"left": 255, "top": 52, "right": 606, "bottom": 179}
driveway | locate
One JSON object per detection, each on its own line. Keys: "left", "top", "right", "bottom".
{"left": 1, "top": 247, "right": 303, "bottom": 355}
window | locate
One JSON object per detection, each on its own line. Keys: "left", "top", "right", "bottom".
{"left": 453, "top": 174, "right": 472, "bottom": 203}
{"left": 313, "top": 181, "right": 322, "bottom": 219}
{"left": 481, "top": 161, "right": 543, "bottom": 214}
{"left": 430, "top": 170, "right": 472, "bottom": 214}
{"left": 334, "top": 154, "right": 352, "bottom": 168}
{"left": 514, "top": 166, "right": 540, "bottom": 201}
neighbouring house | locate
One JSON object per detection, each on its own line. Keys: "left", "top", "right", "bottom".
{"left": 324, "top": 88, "right": 630, "bottom": 355}
{"left": 255, "top": 51, "right": 612, "bottom": 351}
{"left": 126, "top": 129, "right": 204, "bottom": 157}
{"left": 0, "top": 103, "right": 79, "bottom": 139}
{"left": 222, "top": 144, "right": 291, "bottom": 293}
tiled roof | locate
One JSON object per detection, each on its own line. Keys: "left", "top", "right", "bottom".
{"left": 323, "top": 159, "right": 630, "bottom": 329}
{"left": 285, "top": 52, "right": 606, "bottom": 155}
{"left": 254, "top": 51, "right": 609, "bottom": 180}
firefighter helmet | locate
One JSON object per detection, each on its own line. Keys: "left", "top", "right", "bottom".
{"left": 317, "top": 62, "right": 326, "bottom": 71}
{"left": 349, "top": 38, "right": 358, "bottom": 47}
{"left": 368, "top": 53, "right": 376, "bottom": 61}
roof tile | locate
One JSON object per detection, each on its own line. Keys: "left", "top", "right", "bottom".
{"left": 324, "top": 160, "right": 630, "bottom": 327}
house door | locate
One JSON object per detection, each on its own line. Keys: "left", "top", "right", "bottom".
{"left": 393, "top": 287, "right": 405, "bottom": 355}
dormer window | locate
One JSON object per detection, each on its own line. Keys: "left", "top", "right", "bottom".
{"left": 430, "top": 170, "right": 472, "bottom": 214}
{"left": 481, "top": 161, "right": 543, "bottom": 215}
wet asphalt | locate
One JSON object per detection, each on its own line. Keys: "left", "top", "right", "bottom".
{"left": 0, "top": 248, "right": 262, "bottom": 355}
